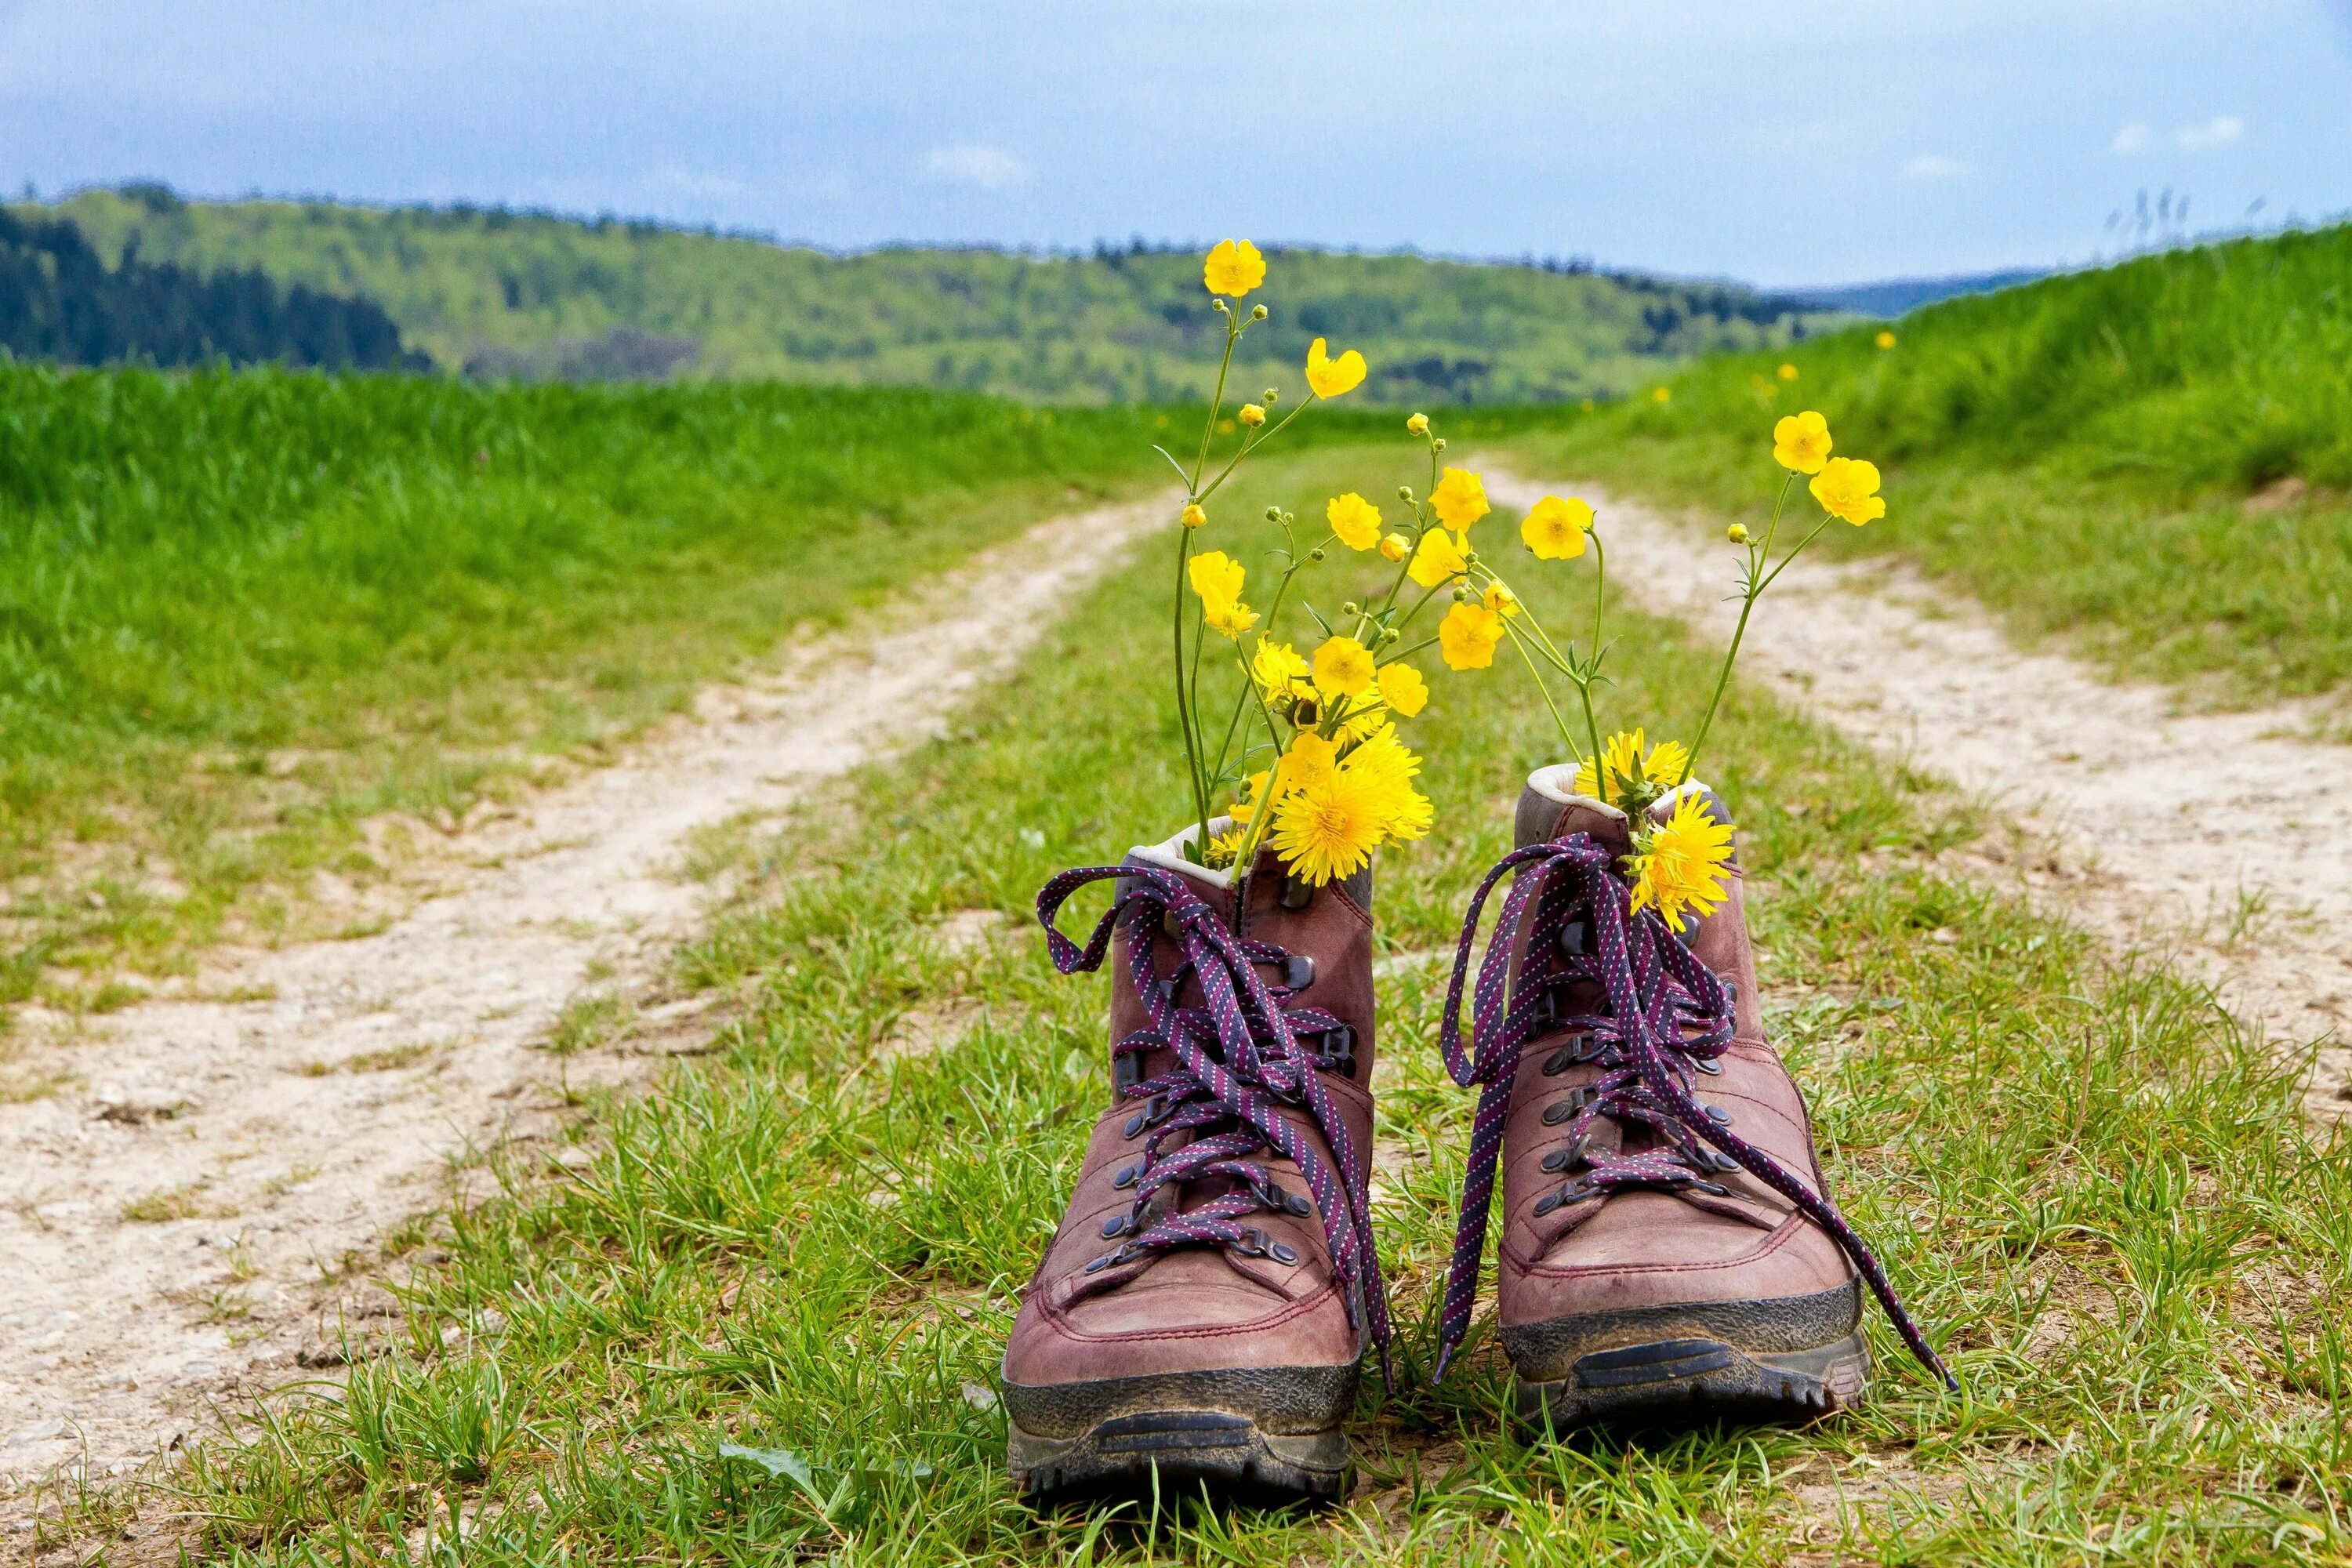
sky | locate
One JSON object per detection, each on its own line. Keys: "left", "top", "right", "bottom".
{"left": 2, "top": 0, "right": 2349, "bottom": 289}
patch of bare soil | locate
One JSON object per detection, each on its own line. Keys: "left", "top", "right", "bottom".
{"left": 1489, "top": 470, "right": 2352, "bottom": 1110}
{"left": 0, "top": 494, "right": 1168, "bottom": 1513}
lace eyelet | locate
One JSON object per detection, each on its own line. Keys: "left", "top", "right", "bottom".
{"left": 1558, "top": 917, "right": 1592, "bottom": 956}
{"left": 1281, "top": 954, "right": 1316, "bottom": 991}
{"left": 1111, "top": 1163, "right": 1139, "bottom": 1189}
{"left": 1269, "top": 1241, "right": 1299, "bottom": 1265}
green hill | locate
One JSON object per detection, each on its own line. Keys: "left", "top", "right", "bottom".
{"left": 1516, "top": 221, "right": 2352, "bottom": 697}
{"left": 12, "top": 185, "right": 1840, "bottom": 405}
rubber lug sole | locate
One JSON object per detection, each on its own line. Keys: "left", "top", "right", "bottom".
{"left": 1515, "top": 1327, "right": 1870, "bottom": 1431}
{"left": 1008, "top": 1410, "right": 1348, "bottom": 1507}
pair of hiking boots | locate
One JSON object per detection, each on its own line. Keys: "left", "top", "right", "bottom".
{"left": 1004, "top": 766, "right": 1949, "bottom": 1504}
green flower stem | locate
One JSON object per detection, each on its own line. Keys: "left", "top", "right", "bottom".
{"left": 1172, "top": 530, "right": 1214, "bottom": 858}
{"left": 1681, "top": 471, "right": 1799, "bottom": 786}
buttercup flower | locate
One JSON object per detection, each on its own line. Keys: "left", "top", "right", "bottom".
{"left": 1379, "top": 532, "right": 1410, "bottom": 562}
{"left": 1629, "top": 789, "right": 1737, "bottom": 933}
{"left": 1269, "top": 767, "right": 1386, "bottom": 886}
{"left": 1406, "top": 412, "right": 1430, "bottom": 435}
{"left": 1312, "top": 635, "right": 1376, "bottom": 699}
{"left": 1188, "top": 550, "right": 1245, "bottom": 607}
{"left": 1727, "top": 522, "right": 1750, "bottom": 543}
{"left": 1376, "top": 661, "right": 1428, "bottom": 717}
{"left": 1250, "top": 637, "right": 1310, "bottom": 695}
{"left": 1810, "top": 456, "right": 1886, "bottom": 526}
{"left": 1407, "top": 528, "right": 1470, "bottom": 588}
{"left": 1203, "top": 239, "right": 1265, "bottom": 297}
{"left": 1283, "top": 730, "right": 1340, "bottom": 789}
{"left": 1772, "top": 410, "right": 1834, "bottom": 474}
{"left": 1521, "top": 495, "right": 1592, "bottom": 560}
{"left": 1326, "top": 492, "right": 1383, "bottom": 550}
{"left": 1238, "top": 403, "right": 1266, "bottom": 427}
{"left": 1574, "top": 728, "right": 1690, "bottom": 802}
{"left": 1483, "top": 583, "right": 1522, "bottom": 619}
{"left": 1181, "top": 503, "right": 1207, "bottom": 529}
{"left": 1438, "top": 601, "right": 1504, "bottom": 670}
{"left": 1430, "top": 467, "right": 1490, "bottom": 530}
{"left": 1875, "top": 330, "right": 1897, "bottom": 350}
{"left": 1777, "top": 363, "right": 1798, "bottom": 382}
{"left": 1203, "top": 597, "right": 1258, "bottom": 639}
{"left": 1651, "top": 387, "right": 1671, "bottom": 404}
{"left": 1305, "top": 338, "right": 1368, "bottom": 399}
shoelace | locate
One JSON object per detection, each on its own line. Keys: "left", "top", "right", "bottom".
{"left": 1432, "top": 832, "right": 1954, "bottom": 1388}
{"left": 1036, "top": 862, "right": 1391, "bottom": 1376}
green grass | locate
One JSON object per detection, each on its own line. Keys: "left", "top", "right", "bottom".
{"left": 0, "top": 365, "right": 1185, "bottom": 1004}
{"left": 1513, "top": 222, "right": 2352, "bottom": 700}
{"left": 13, "top": 187, "right": 1846, "bottom": 405}
{"left": 111, "top": 448, "right": 2351, "bottom": 1565}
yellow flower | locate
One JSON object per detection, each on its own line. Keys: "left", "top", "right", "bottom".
{"left": 1809, "top": 456, "right": 1886, "bottom": 526}
{"left": 1651, "top": 387, "right": 1671, "bottom": 405}
{"left": 1777, "top": 363, "right": 1798, "bottom": 382}
{"left": 1312, "top": 635, "right": 1376, "bottom": 699}
{"left": 1521, "top": 495, "right": 1592, "bottom": 561}
{"left": 1203, "top": 239, "right": 1265, "bottom": 297}
{"left": 1269, "top": 767, "right": 1387, "bottom": 886}
{"left": 1305, "top": 337, "right": 1368, "bottom": 399}
{"left": 1406, "top": 412, "right": 1430, "bottom": 435}
{"left": 1573, "top": 728, "right": 1690, "bottom": 800}
{"left": 1579, "top": 397, "right": 1595, "bottom": 412}
{"left": 1430, "top": 467, "right": 1490, "bottom": 530}
{"left": 1283, "top": 730, "right": 1340, "bottom": 789}
{"left": 1875, "top": 330, "right": 1897, "bottom": 350}
{"left": 1181, "top": 503, "right": 1207, "bottom": 529}
{"left": 1202, "top": 828, "right": 1248, "bottom": 869}
{"left": 1438, "top": 601, "right": 1504, "bottom": 670}
{"left": 1326, "top": 492, "right": 1382, "bottom": 550}
{"left": 1343, "top": 724, "right": 1432, "bottom": 841}
{"left": 1228, "top": 768, "right": 1281, "bottom": 825}
{"left": 1407, "top": 528, "right": 1470, "bottom": 588}
{"left": 1483, "top": 583, "right": 1522, "bottom": 619}
{"left": 1189, "top": 550, "right": 1245, "bottom": 606}
{"left": 1772, "top": 409, "right": 1833, "bottom": 475}
{"left": 1727, "top": 522, "right": 1750, "bottom": 543}
{"left": 1376, "top": 661, "right": 1428, "bottom": 717}
{"left": 1203, "top": 597, "right": 1258, "bottom": 640}
{"left": 1629, "top": 791, "right": 1737, "bottom": 933}
{"left": 1379, "top": 532, "right": 1410, "bottom": 562}
{"left": 1250, "top": 637, "right": 1309, "bottom": 694}
{"left": 1238, "top": 403, "right": 1266, "bottom": 427}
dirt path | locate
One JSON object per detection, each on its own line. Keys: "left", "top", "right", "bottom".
{"left": 0, "top": 493, "right": 1168, "bottom": 1501}
{"left": 1488, "top": 470, "right": 2352, "bottom": 1109}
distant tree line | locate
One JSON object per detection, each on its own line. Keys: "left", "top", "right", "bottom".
{"left": 0, "top": 208, "right": 427, "bottom": 371}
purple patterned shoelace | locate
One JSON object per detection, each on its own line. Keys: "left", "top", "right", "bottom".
{"left": 1036, "top": 862, "right": 1392, "bottom": 1377}
{"left": 1431, "top": 832, "right": 1954, "bottom": 1389}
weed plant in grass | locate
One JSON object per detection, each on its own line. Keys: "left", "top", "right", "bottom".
{"left": 1515, "top": 221, "right": 2352, "bottom": 699}
{"left": 133, "top": 449, "right": 2352, "bottom": 1566}
{"left": 0, "top": 365, "right": 1181, "bottom": 1000}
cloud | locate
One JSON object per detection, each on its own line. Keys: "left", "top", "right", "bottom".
{"left": 1901, "top": 153, "right": 1972, "bottom": 181}
{"left": 2175, "top": 114, "right": 2243, "bottom": 151}
{"left": 2112, "top": 122, "right": 2151, "bottom": 154}
{"left": 923, "top": 143, "right": 1032, "bottom": 191}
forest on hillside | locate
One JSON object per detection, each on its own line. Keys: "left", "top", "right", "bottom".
{"left": 16, "top": 186, "right": 1846, "bottom": 403}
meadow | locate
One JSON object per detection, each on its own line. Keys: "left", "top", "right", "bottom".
{"left": 0, "top": 366, "right": 1185, "bottom": 1008}
{"left": 108, "top": 448, "right": 2349, "bottom": 1566}
{"left": 1515, "top": 220, "right": 2352, "bottom": 700}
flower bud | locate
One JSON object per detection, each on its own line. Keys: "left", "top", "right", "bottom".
{"left": 1453, "top": 586, "right": 1472, "bottom": 602}
{"left": 1379, "top": 533, "right": 1409, "bottom": 562}
{"left": 1726, "top": 522, "right": 1749, "bottom": 543}
{"left": 1181, "top": 503, "right": 1207, "bottom": 529}
{"left": 1396, "top": 486, "right": 1414, "bottom": 503}
{"left": 1265, "top": 506, "right": 1283, "bottom": 523}
{"left": 1261, "top": 389, "right": 1279, "bottom": 405}
{"left": 1406, "top": 412, "right": 1430, "bottom": 435}
{"left": 1309, "top": 547, "right": 1326, "bottom": 561}
{"left": 1250, "top": 304, "right": 1268, "bottom": 320}
{"left": 1432, "top": 438, "right": 1447, "bottom": 452}
{"left": 1213, "top": 299, "right": 1230, "bottom": 314}
{"left": 1239, "top": 403, "right": 1266, "bottom": 427}
{"left": 1341, "top": 601, "right": 1359, "bottom": 617}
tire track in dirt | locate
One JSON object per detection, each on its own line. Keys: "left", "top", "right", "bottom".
{"left": 0, "top": 492, "right": 1171, "bottom": 1501}
{"left": 1489, "top": 470, "right": 2352, "bottom": 1110}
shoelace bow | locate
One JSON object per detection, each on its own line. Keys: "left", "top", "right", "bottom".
{"left": 1432, "top": 832, "right": 1954, "bottom": 1388}
{"left": 1036, "top": 863, "right": 1392, "bottom": 1377}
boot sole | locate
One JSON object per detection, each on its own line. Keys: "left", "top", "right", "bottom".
{"left": 1502, "top": 1279, "right": 1870, "bottom": 1432}
{"left": 1003, "top": 1364, "right": 1356, "bottom": 1507}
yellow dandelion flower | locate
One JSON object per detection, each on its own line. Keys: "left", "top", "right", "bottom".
{"left": 1573, "top": 729, "right": 1690, "bottom": 800}
{"left": 1181, "top": 503, "right": 1207, "bottom": 529}
{"left": 1326, "top": 492, "right": 1383, "bottom": 550}
{"left": 1406, "top": 412, "right": 1430, "bottom": 435}
{"left": 1375, "top": 661, "right": 1428, "bottom": 717}
{"left": 1809, "top": 456, "right": 1886, "bottom": 526}
{"left": 1772, "top": 410, "right": 1833, "bottom": 475}
{"left": 1430, "top": 467, "right": 1490, "bottom": 531}
{"left": 1270, "top": 766, "right": 1388, "bottom": 885}
{"left": 1629, "top": 791, "right": 1737, "bottom": 933}
{"left": 1312, "top": 635, "right": 1376, "bottom": 699}
{"left": 1238, "top": 402, "right": 1266, "bottom": 427}
{"left": 1777, "top": 363, "right": 1798, "bottom": 382}
{"left": 1438, "top": 601, "right": 1504, "bottom": 670}
{"left": 1202, "top": 828, "right": 1248, "bottom": 869}
{"left": 1305, "top": 337, "right": 1367, "bottom": 399}
{"left": 1407, "top": 528, "right": 1470, "bottom": 589}
{"left": 1875, "top": 330, "right": 1897, "bottom": 350}
{"left": 1521, "top": 494, "right": 1592, "bottom": 561}
{"left": 1379, "top": 532, "right": 1410, "bottom": 562}
{"left": 1342, "top": 725, "right": 1434, "bottom": 843}
{"left": 1189, "top": 550, "right": 1245, "bottom": 606}
{"left": 1203, "top": 238, "right": 1265, "bottom": 297}
{"left": 1483, "top": 582, "right": 1522, "bottom": 619}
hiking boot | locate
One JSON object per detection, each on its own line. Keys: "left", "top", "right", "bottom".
{"left": 1004, "top": 826, "right": 1387, "bottom": 1504}
{"left": 1430, "top": 766, "right": 1951, "bottom": 1431}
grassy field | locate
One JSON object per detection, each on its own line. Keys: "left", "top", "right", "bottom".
{"left": 0, "top": 367, "right": 1196, "bottom": 1013}
{"left": 1515, "top": 221, "right": 2352, "bottom": 701}
{"left": 104, "top": 448, "right": 2347, "bottom": 1566}
{"left": 13, "top": 187, "right": 1845, "bottom": 405}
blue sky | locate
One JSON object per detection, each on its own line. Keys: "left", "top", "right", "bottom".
{"left": 2, "top": 0, "right": 2348, "bottom": 287}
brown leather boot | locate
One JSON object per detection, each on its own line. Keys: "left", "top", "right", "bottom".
{"left": 1430, "top": 767, "right": 1951, "bottom": 1430}
{"left": 1004, "top": 826, "right": 1387, "bottom": 1504}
